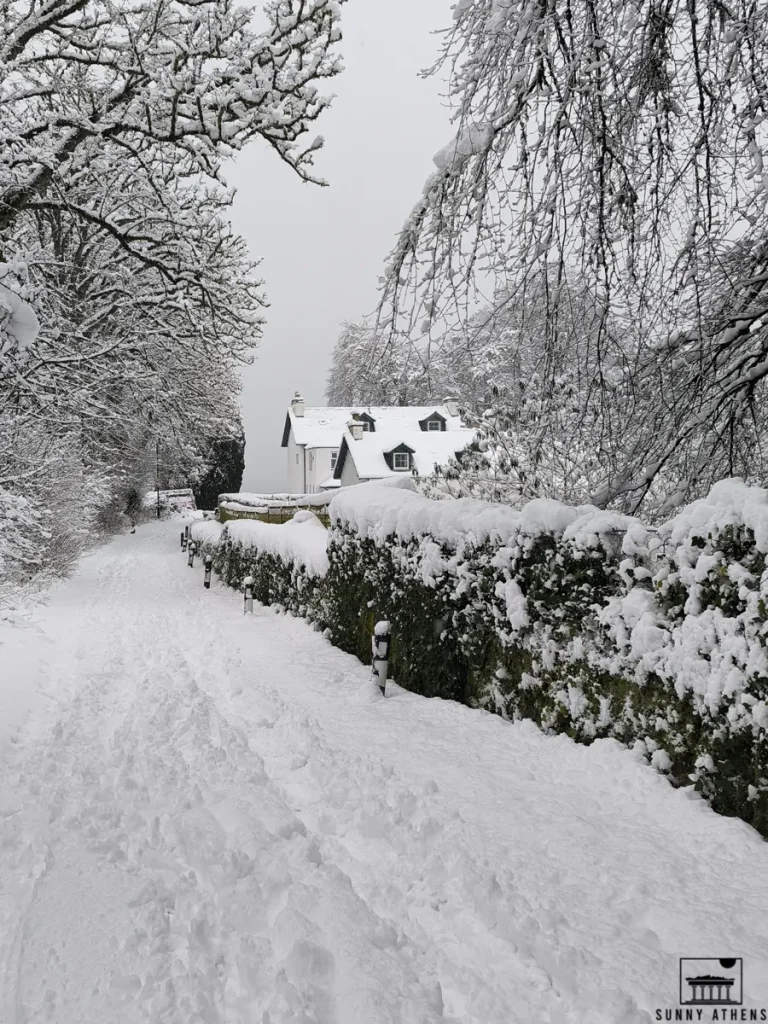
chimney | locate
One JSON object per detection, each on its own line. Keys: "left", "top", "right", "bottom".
{"left": 291, "top": 391, "right": 305, "bottom": 418}
{"left": 443, "top": 396, "right": 460, "bottom": 419}
{"left": 348, "top": 419, "right": 364, "bottom": 441}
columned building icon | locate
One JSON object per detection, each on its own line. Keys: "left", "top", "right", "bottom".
{"left": 685, "top": 975, "right": 735, "bottom": 1004}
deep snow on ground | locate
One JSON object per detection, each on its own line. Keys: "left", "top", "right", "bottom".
{"left": 1, "top": 522, "right": 768, "bottom": 1024}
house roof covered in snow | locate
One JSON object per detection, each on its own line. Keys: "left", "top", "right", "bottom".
{"left": 281, "top": 405, "right": 465, "bottom": 450}
{"left": 333, "top": 427, "right": 476, "bottom": 482}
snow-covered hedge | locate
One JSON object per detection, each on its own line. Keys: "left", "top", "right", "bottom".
{"left": 200, "top": 478, "right": 768, "bottom": 837}
{"left": 189, "top": 520, "right": 225, "bottom": 558}
{"left": 196, "top": 513, "right": 328, "bottom": 618}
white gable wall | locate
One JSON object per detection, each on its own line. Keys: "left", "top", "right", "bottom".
{"left": 338, "top": 452, "right": 363, "bottom": 487}
{"left": 305, "top": 447, "right": 340, "bottom": 494}
{"left": 285, "top": 431, "right": 306, "bottom": 493}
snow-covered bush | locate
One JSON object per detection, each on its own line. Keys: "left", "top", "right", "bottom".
{"left": 196, "top": 514, "right": 328, "bottom": 620}
{"left": 202, "top": 477, "right": 768, "bottom": 837}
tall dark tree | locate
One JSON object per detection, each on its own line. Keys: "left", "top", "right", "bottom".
{"left": 194, "top": 431, "right": 246, "bottom": 511}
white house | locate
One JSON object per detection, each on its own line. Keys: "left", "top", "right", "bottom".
{"left": 281, "top": 394, "right": 475, "bottom": 492}
{"left": 280, "top": 394, "right": 350, "bottom": 494}
{"left": 333, "top": 409, "right": 476, "bottom": 487}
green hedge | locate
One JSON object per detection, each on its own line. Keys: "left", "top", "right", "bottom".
{"left": 200, "top": 495, "right": 768, "bottom": 839}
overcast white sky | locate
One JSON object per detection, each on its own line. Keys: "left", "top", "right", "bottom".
{"left": 226, "top": 0, "right": 453, "bottom": 492}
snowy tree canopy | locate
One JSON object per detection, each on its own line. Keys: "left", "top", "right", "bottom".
{"left": 0, "top": 0, "right": 345, "bottom": 590}
{"left": 0, "top": 0, "right": 343, "bottom": 288}
{"left": 380, "top": 0, "right": 768, "bottom": 514}
{"left": 325, "top": 320, "right": 435, "bottom": 407}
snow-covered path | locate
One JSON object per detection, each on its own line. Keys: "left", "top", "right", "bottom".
{"left": 2, "top": 523, "right": 768, "bottom": 1024}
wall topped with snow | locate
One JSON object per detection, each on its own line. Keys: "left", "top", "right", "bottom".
{"left": 219, "top": 491, "right": 335, "bottom": 511}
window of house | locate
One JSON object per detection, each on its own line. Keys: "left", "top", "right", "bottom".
{"left": 362, "top": 421, "right": 372, "bottom": 431}
{"left": 330, "top": 451, "right": 338, "bottom": 469}
{"left": 393, "top": 452, "right": 410, "bottom": 471}
{"left": 427, "top": 419, "right": 441, "bottom": 431}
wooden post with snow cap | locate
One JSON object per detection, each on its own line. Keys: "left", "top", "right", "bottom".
{"left": 243, "top": 576, "right": 254, "bottom": 614}
{"left": 371, "top": 621, "right": 391, "bottom": 696}
{"left": 187, "top": 540, "right": 196, "bottom": 568}
{"left": 185, "top": 524, "right": 190, "bottom": 540}
{"left": 181, "top": 530, "right": 187, "bottom": 551}
{"left": 203, "top": 554, "right": 212, "bottom": 589}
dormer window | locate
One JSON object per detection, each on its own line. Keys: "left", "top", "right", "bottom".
{"left": 353, "top": 411, "right": 376, "bottom": 432}
{"left": 383, "top": 442, "right": 416, "bottom": 473}
{"left": 419, "top": 412, "right": 446, "bottom": 432}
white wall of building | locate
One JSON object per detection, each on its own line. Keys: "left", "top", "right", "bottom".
{"left": 338, "top": 454, "right": 363, "bottom": 488}
{"left": 305, "top": 447, "right": 340, "bottom": 493}
{"left": 285, "top": 432, "right": 306, "bottom": 493}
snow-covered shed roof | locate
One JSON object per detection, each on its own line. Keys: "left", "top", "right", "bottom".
{"left": 281, "top": 405, "right": 465, "bottom": 450}
{"left": 334, "top": 427, "right": 476, "bottom": 481}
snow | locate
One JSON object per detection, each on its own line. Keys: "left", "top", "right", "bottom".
{"left": 328, "top": 479, "right": 768, "bottom": 732}
{"left": 143, "top": 488, "right": 197, "bottom": 513}
{"left": 329, "top": 480, "right": 631, "bottom": 550}
{"left": 219, "top": 492, "right": 335, "bottom": 509}
{"left": 286, "top": 405, "right": 466, "bottom": 449}
{"left": 662, "top": 477, "right": 768, "bottom": 551}
{"left": 190, "top": 519, "right": 226, "bottom": 550}
{"left": 0, "top": 262, "right": 40, "bottom": 358}
{"left": 225, "top": 512, "right": 329, "bottom": 576}
{"left": 341, "top": 426, "right": 476, "bottom": 481}
{"left": 432, "top": 124, "right": 494, "bottom": 172}
{"left": 330, "top": 481, "right": 524, "bottom": 547}
{"left": 1, "top": 521, "right": 768, "bottom": 1022}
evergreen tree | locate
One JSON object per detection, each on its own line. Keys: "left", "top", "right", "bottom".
{"left": 193, "top": 431, "right": 246, "bottom": 511}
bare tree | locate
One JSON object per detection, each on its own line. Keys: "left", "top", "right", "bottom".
{"left": 0, "top": 0, "right": 343, "bottom": 268}
{"left": 381, "top": 0, "right": 768, "bottom": 513}
{"left": 0, "top": 0, "right": 345, "bottom": 588}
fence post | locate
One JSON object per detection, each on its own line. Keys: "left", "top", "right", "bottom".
{"left": 371, "top": 621, "right": 391, "bottom": 696}
{"left": 180, "top": 530, "right": 186, "bottom": 551}
{"left": 187, "top": 541, "right": 196, "bottom": 568}
{"left": 204, "top": 554, "right": 212, "bottom": 589}
{"left": 243, "top": 575, "right": 254, "bottom": 614}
